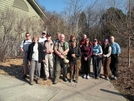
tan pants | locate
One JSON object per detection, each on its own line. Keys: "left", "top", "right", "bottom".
{"left": 102, "top": 57, "right": 111, "bottom": 77}
{"left": 70, "top": 59, "right": 81, "bottom": 80}
{"left": 44, "top": 54, "right": 54, "bottom": 78}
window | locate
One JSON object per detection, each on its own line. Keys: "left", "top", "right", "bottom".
{"left": 13, "top": 0, "right": 29, "bottom": 11}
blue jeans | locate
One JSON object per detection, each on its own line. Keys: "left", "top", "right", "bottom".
{"left": 92, "top": 56, "right": 102, "bottom": 78}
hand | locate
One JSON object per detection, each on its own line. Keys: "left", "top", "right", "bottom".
{"left": 103, "top": 54, "right": 106, "bottom": 57}
{"left": 60, "top": 54, "right": 64, "bottom": 59}
{"left": 42, "top": 60, "right": 45, "bottom": 63}
{"left": 49, "top": 50, "right": 54, "bottom": 54}
{"left": 93, "top": 53, "right": 97, "bottom": 56}
{"left": 72, "top": 54, "right": 76, "bottom": 58}
{"left": 84, "top": 57, "right": 87, "bottom": 61}
{"left": 61, "top": 51, "right": 66, "bottom": 55}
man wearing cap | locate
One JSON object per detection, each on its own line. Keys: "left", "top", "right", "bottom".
{"left": 39, "top": 31, "right": 47, "bottom": 77}
{"left": 110, "top": 36, "right": 121, "bottom": 80}
{"left": 53, "top": 34, "right": 69, "bottom": 84}
{"left": 39, "top": 31, "right": 47, "bottom": 44}
{"left": 42, "top": 33, "right": 54, "bottom": 80}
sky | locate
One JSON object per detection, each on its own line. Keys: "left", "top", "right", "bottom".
{"left": 36, "top": 0, "right": 96, "bottom": 13}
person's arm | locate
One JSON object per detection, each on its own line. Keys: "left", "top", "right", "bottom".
{"left": 116, "top": 43, "right": 121, "bottom": 55}
{"left": 20, "top": 40, "right": 24, "bottom": 52}
{"left": 87, "top": 46, "right": 93, "bottom": 58}
{"left": 98, "top": 45, "right": 103, "bottom": 55}
{"left": 75, "top": 47, "right": 82, "bottom": 57}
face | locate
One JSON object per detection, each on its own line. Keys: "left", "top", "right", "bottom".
{"left": 104, "top": 41, "right": 108, "bottom": 45}
{"left": 110, "top": 36, "right": 114, "bottom": 43}
{"left": 94, "top": 40, "right": 98, "bottom": 44}
{"left": 57, "top": 34, "right": 61, "bottom": 39}
{"left": 72, "top": 42, "right": 76, "bottom": 47}
{"left": 60, "top": 34, "right": 65, "bottom": 42}
{"left": 42, "top": 33, "right": 46, "bottom": 38}
{"left": 25, "top": 34, "right": 31, "bottom": 40}
{"left": 33, "top": 36, "right": 38, "bottom": 42}
{"left": 86, "top": 39, "right": 89, "bottom": 44}
{"left": 71, "top": 37, "right": 75, "bottom": 40}
{"left": 83, "top": 34, "right": 87, "bottom": 39}
{"left": 47, "top": 36, "right": 51, "bottom": 41}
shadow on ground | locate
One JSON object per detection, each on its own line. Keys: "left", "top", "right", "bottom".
{"left": 0, "top": 64, "right": 29, "bottom": 83}
{"left": 100, "top": 89, "right": 134, "bottom": 101}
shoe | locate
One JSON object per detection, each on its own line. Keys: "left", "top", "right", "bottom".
{"left": 70, "top": 79, "right": 72, "bottom": 83}
{"left": 111, "top": 75, "right": 114, "bottom": 79}
{"left": 53, "top": 80, "right": 58, "bottom": 84}
{"left": 63, "top": 78, "right": 68, "bottom": 82}
{"left": 83, "top": 74, "right": 86, "bottom": 79}
{"left": 44, "top": 77, "right": 48, "bottom": 80}
{"left": 114, "top": 77, "right": 117, "bottom": 80}
{"left": 96, "top": 77, "right": 99, "bottom": 79}
{"left": 22, "top": 74, "right": 27, "bottom": 79}
{"left": 105, "top": 77, "right": 110, "bottom": 80}
{"left": 86, "top": 75, "right": 90, "bottom": 79}
{"left": 74, "top": 80, "right": 78, "bottom": 83}
{"left": 36, "top": 79, "right": 40, "bottom": 84}
{"left": 29, "top": 81, "right": 34, "bottom": 85}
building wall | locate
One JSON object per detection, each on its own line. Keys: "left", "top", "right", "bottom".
{"left": 0, "top": 0, "right": 40, "bottom": 18}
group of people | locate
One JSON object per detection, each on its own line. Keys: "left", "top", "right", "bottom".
{"left": 20, "top": 31, "right": 121, "bottom": 85}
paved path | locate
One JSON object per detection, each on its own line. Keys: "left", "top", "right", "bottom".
{"left": 0, "top": 74, "right": 126, "bottom": 101}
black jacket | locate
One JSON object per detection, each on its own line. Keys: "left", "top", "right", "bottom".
{"left": 68, "top": 46, "right": 81, "bottom": 64}
{"left": 27, "top": 42, "right": 45, "bottom": 63}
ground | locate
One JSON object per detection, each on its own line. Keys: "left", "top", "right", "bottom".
{"left": 0, "top": 58, "right": 134, "bottom": 101}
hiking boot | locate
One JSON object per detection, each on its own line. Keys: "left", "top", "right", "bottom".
{"left": 53, "top": 80, "right": 58, "bottom": 84}
{"left": 44, "top": 77, "right": 48, "bottom": 80}
{"left": 29, "top": 81, "right": 34, "bottom": 85}
{"left": 22, "top": 74, "right": 27, "bottom": 79}
{"left": 74, "top": 80, "right": 78, "bottom": 83}
{"left": 63, "top": 78, "right": 68, "bottom": 82}
{"left": 70, "top": 79, "right": 72, "bottom": 83}
{"left": 96, "top": 76, "right": 99, "bottom": 79}
{"left": 36, "top": 79, "right": 40, "bottom": 84}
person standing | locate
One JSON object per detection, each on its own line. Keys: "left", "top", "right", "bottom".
{"left": 92, "top": 39, "right": 103, "bottom": 79}
{"left": 39, "top": 31, "right": 47, "bottom": 78}
{"left": 27, "top": 35, "right": 45, "bottom": 85}
{"left": 110, "top": 36, "right": 121, "bottom": 80}
{"left": 79, "top": 34, "right": 87, "bottom": 74}
{"left": 102, "top": 39, "right": 111, "bottom": 80}
{"left": 68, "top": 40, "right": 81, "bottom": 83}
{"left": 20, "top": 33, "right": 32, "bottom": 79}
{"left": 43, "top": 33, "right": 54, "bottom": 80}
{"left": 53, "top": 34, "right": 69, "bottom": 84}
{"left": 81, "top": 38, "right": 93, "bottom": 79}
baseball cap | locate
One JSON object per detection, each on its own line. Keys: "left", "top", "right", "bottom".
{"left": 94, "top": 39, "right": 98, "bottom": 42}
{"left": 47, "top": 33, "right": 51, "bottom": 37}
{"left": 42, "top": 31, "right": 46, "bottom": 34}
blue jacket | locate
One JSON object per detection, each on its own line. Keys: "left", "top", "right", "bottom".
{"left": 110, "top": 42, "right": 121, "bottom": 54}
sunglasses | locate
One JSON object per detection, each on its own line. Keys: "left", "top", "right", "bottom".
{"left": 26, "top": 35, "right": 30, "bottom": 37}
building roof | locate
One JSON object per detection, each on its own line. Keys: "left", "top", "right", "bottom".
{"left": 27, "top": 0, "right": 48, "bottom": 20}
